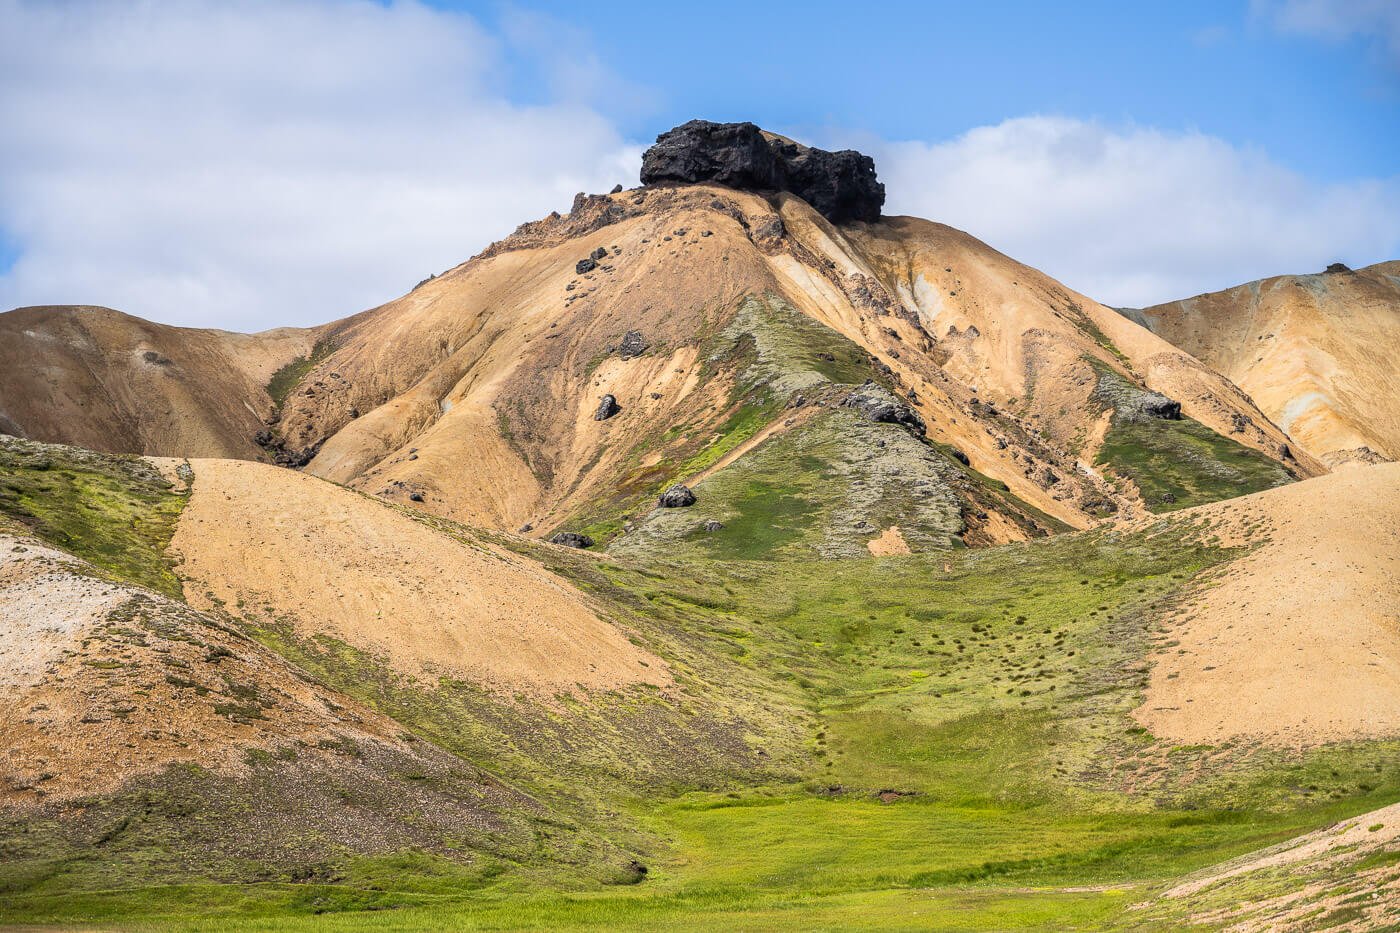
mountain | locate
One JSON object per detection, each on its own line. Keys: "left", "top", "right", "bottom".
{"left": 1120, "top": 261, "right": 1400, "bottom": 467}
{"left": 1, "top": 122, "right": 1397, "bottom": 930}
{"left": 0, "top": 131, "right": 1318, "bottom": 552}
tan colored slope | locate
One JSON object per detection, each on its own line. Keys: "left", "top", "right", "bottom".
{"left": 1129, "top": 261, "right": 1400, "bottom": 466}
{"left": 263, "top": 185, "right": 1312, "bottom": 537}
{"left": 0, "top": 531, "right": 425, "bottom": 803}
{"left": 169, "top": 457, "right": 668, "bottom": 695}
{"left": 0, "top": 304, "right": 319, "bottom": 458}
{"left": 1134, "top": 462, "right": 1400, "bottom": 746}
{"left": 833, "top": 214, "right": 1321, "bottom": 479}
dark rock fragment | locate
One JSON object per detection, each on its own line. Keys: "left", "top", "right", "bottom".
{"left": 658, "top": 484, "right": 696, "bottom": 508}
{"left": 595, "top": 394, "right": 621, "bottom": 421}
{"left": 617, "top": 330, "right": 649, "bottom": 359}
{"left": 702, "top": 520, "right": 724, "bottom": 532}
{"left": 576, "top": 257, "right": 598, "bottom": 274}
{"left": 549, "top": 532, "right": 594, "bottom": 549}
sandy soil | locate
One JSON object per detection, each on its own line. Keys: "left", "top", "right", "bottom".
{"left": 1134, "top": 462, "right": 1400, "bottom": 745}
{"left": 866, "top": 525, "right": 911, "bottom": 556}
{"left": 0, "top": 531, "right": 423, "bottom": 803}
{"left": 170, "top": 458, "right": 668, "bottom": 695}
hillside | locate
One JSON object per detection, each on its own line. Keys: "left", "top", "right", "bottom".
{"left": 1121, "top": 261, "right": 1400, "bottom": 466}
{"left": 259, "top": 183, "right": 1312, "bottom": 548}
{"left": 2, "top": 433, "right": 1398, "bottom": 929}
{"left": 0, "top": 128, "right": 1319, "bottom": 550}
{"left": 1, "top": 121, "right": 1397, "bottom": 930}
{"left": 0, "top": 305, "right": 323, "bottom": 459}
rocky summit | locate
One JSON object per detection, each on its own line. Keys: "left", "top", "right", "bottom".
{"left": 640, "top": 119, "right": 885, "bottom": 223}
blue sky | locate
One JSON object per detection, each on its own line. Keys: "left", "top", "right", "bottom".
{"left": 458, "top": 0, "right": 1399, "bottom": 181}
{"left": 0, "top": 0, "right": 1396, "bottom": 330}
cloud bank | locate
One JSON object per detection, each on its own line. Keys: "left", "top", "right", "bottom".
{"left": 0, "top": 0, "right": 636, "bottom": 331}
{"left": 871, "top": 117, "right": 1400, "bottom": 307}
{"left": 0, "top": 0, "right": 1396, "bottom": 329}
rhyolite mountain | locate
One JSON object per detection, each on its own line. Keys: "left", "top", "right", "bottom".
{"left": 0, "top": 122, "right": 1319, "bottom": 553}
{"left": 1119, "top": 260, "right": 1400, "bottom": 468}
{"left": 2, "top": 122, "right": 1399, "bottom": 931}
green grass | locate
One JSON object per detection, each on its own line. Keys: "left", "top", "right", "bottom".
{"left": 265, "top": 339, "right": 336, "bottom": 407}
{"left": 0, "top": 436, "right": 187, "bottom": 596}
{"left": 1096, "top": 415, "right": 1293, "bottom": 512}
{"left": 1089, "top": 363, "right": 1293, "bottom": 512}
{"left": 2, "top": 443, "right": 1397, "bottom": 931}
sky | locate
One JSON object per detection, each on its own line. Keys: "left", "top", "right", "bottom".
{"left": 0, "top": 0, "right": 1397, "bottom": 331}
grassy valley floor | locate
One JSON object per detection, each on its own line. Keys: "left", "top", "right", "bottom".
{"left": 3, "top": 440, "right": 1398, "bottom": 931}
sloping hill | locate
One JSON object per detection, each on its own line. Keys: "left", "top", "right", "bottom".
{"left": 0, "top": 305, "right": 322, "bottom": 459}
{"left": 1122, "top": 261, "right": 1400, "bottom": 466}
{"left": 1, "top": 126, "right": 1319, "bottom": 553}
{"left": 1135, "top": 461, "right": 1400, "bottom": 746}
{"left": 171, "top": 456, "right": 667, "bottom": 695}
{"left": 260, "top": 182, "right": 1312, "bottom": 548}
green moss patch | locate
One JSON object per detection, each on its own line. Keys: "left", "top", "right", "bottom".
{"left": 0, "top": 436, "right": 187, "bottom": 596}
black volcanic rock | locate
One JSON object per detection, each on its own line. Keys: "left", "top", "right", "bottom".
{"left": 842, "top": 384, "right": 926, "bottom": 436}
{"left": 549, "top": 532, "right": 594, "bottom": 549}
{"left": 658, "top": 484, "right": 697, "bottom": 508}
{"left": 640, "top": 120, "right": 885, "bottom": 224}
{"left": 594, "top": 394, "right": 621, "bottom": 421}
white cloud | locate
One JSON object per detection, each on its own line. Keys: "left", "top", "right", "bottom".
{"left": 0, "top": 0, "right": 637, "bottom": 331}
{"left": 868, "top": 116, "right": 1400, "bottom": 307}
{"left": 1254, "top": 0, "right": 1400, "bottom": 64}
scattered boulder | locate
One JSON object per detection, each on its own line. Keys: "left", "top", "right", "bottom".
{"left": 617, "top": 330, "right": 649, "bottom": 359}
{"left": 639, "top": 119, "right": 885, "bottom": 223}
{"left": 1230, "top": 412, "right": 1252, "bottom": 433}
{"left": 658, "top": 484, "right": 697, "bottom": 508}
{"left": 702, "top": 520, "right": 725, "bottom": 532}
{"left": 518, "top": 523, "right": 533, "bottom": 533}
{"left": 842, "top": 385, "right": 926, "bottom": 436}
{"left": 1134, "top": 392, "right": 1182, "bottom": 420}
{"left": 549, "top": 532, "right": 594, "bottom": 549}
{"left": 590, "top": 246, "right": 608, "bottom": 261}
{"left": 595, "top": 394, "right": 621, "bottom": 421}
{"left": 576, "top": 257, "right": 598, "bottom": 275}
{"left": 609, "top": 183, "right": 623, "bottom": 194}
{"left": 408, "top": 492, "right": 424, "bottom": 502}
{"left": 949, "top": 448, "right": 970, "bottom": 466}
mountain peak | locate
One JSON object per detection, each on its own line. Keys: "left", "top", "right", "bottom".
{"left": 639, "top": 119, "right": 885, "bottom": 223}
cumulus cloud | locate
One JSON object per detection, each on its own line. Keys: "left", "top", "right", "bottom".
{"left": 0, "top": 0, "right": 637, "bottom": 330}
{"left": 1254, "top": 0, "right": 1400, "bottom": 64}
{"left": 869, "top": 116, "right": 1400, "bottom": 307}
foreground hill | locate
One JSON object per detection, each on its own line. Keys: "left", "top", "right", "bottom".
{"left": 1121, "top": 261, "right": 1400, "bottom": 466}
{"left": 2, "top": 433, "right": 1399, "bottom": 929}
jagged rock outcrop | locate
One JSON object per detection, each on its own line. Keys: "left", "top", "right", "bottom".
{"left": 548, "top": 532, "right": 594, "bottom": 549}
{"left": 842, "top": 384, "right": 926, "bottom": 436}
{"left": 1133, "top": 392, "right": 1183, "bottom": 421}
{"left": 658, "top": 484, "right": 697, "bottom": 508}
{"left": 640, "top": 120, "right": 884, "bottom": 223}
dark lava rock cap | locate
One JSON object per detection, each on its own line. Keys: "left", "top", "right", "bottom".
{"left": 640, "top": 120, "right": 885, "bottom": 224}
